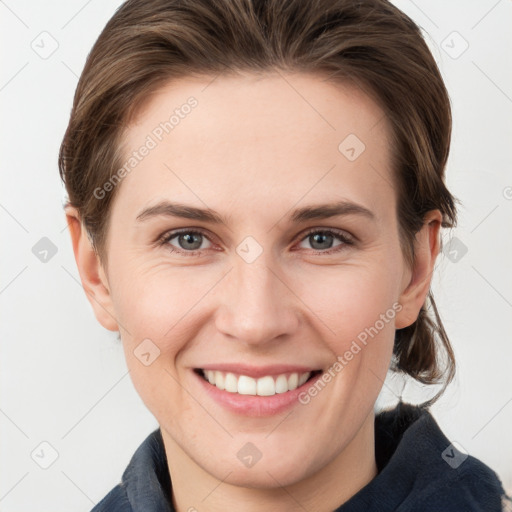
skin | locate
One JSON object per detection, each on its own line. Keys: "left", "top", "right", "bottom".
{"left": 66, "top": 71, "right": 441, "bottom": 512}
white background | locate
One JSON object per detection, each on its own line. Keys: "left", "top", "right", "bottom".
{"left": 1, "top": 0, "right": 511, "bottom": 510}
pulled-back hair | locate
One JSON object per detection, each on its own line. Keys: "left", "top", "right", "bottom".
{"left": 59, "top": 0, "right": 457, "bottom": 404}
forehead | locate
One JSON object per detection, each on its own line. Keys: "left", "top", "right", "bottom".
{"left": 114, "top": 72, "right": 395, "bottom": 222}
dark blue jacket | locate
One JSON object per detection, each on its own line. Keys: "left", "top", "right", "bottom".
{"left": 91, "top": 402, "right": 510, "bottom": 511}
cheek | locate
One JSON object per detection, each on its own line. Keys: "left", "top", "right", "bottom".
{"left": 111, "top": 265, "right": 221, "bottom": 402}
{"left": 297, "top": 259, "right": 402, "bottom": 338}
{"left": 111, "top": 261, "right": 214, "bottom": 338}
{"left": 296, "top": 260, "right": 401, "bottom": 402}
{"left": 113, "top": 269, "right": 195, "bottom": 419}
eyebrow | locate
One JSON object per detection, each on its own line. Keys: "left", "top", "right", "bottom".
{"left": 135, "top": 200, "right": 375, "bottom": 224}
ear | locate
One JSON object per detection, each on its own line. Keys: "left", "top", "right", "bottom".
{"left": 395, "top": 210, "right": 442, "bottom": 329}
{"left": 65, "top": 206, "right": 119, "bottom": 332}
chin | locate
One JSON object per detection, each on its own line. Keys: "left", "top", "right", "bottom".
{"left": 198, "top": 440, "right": 323, "bottom": 490}
{"left": 220, "top": 462, "right": 311, "bottom": 490}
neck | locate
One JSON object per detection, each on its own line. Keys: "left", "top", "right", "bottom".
{"left": 163, "top": 409, "right": 377, "bottom": 512}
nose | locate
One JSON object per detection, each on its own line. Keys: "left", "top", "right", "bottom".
{"left": 215, "top": 253, "right": 300, "bottom": 347}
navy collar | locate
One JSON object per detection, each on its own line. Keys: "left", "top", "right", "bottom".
{"left": 108, "top": 402, "right": 507, "bottom": 512}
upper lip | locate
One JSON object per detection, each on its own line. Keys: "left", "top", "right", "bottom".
{"left": 195, "top": 364, "right": 322, "bottom": 378}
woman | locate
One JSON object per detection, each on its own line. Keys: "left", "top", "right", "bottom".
{"left": 59, "top": 0, "right": 509, "bottom": 510}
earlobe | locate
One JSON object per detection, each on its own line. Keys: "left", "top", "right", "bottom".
{"left": 65, "top": 206, "right": 119, "bottom": 332}
{"left": 395, "top": 211, "right": 442, "bottom": 329}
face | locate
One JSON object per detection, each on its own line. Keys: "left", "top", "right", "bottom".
{"left": 73, "top": 72, "right": 431, "bottom": 490}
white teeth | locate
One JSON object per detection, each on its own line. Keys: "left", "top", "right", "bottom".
{"left": 288, "top": 373, "right": 298, "bottom": 390}
{"left": 215, "top": 371, "right": 225, "bottom": 390}
{"left": 256, "top": 376, "right": 275, "bottom": 396}
{"left": 238, "top": 375, "right": 257, "bottom": 395}
{"left": 201, "top": 370, "right": 312, "bottom": 396}
{"left": 224, "top": 372, "right": 238, "bottom": 393}
{"left": 298, "top": 372, "right": 309, "bottom": 386}
{"left": 275, "top": 374, "right": 288, "bottom": 393}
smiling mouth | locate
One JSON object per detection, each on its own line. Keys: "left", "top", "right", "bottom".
{"left": 194, "top": 368, "right": 322, "bottom": 396}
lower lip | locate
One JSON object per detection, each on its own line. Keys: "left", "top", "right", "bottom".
{"left": 193, "top": 370, "right": 323, "bottom": 417}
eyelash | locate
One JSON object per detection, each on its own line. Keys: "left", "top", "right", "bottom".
{"left": 157, "top": 227, "right": 355, "bottom": 256}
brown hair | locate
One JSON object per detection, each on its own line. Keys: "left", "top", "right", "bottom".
{"left": 59, "top": 0, "right": 457, "bottom": 405}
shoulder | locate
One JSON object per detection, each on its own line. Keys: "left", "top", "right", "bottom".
{"left": 88, "top": 428, "right": 173, "bottom": 512}
{"left": 402, "top": 414, "right": 508, "bottom": 512}
{"left": 373, "top": 403, "right": 508, "bottom": 512}
{"left": 90, "top": 483, "right": 132, "bottom": 512}
{"left": 413, "top": 454, "right": 507, "bottom": 512}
